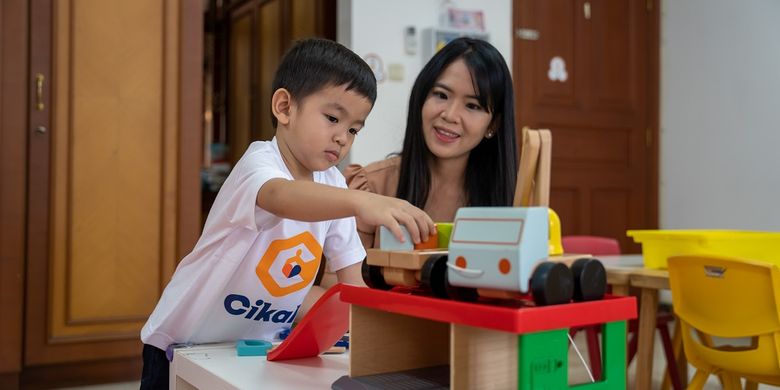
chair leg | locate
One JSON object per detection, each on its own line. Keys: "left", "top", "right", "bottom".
{"left": 688, "top": 370, "right": 709, "bottom": 390}
{"left": 657, "top": 322, "right": 683, "bottom": 390}
{"left": 585, "top": 326, "right": 602, "bottom": 380}
{"left": 745, "top": 380, "right": 759, "bottom": 390}
{"left": 672, "top": 319, "right": 688, "bottom": 388}
{"left": 721, "top": 373, "right": 742, "bottom": 390}
{"left": 627, "top": 331, "right": 638, "bottom": 363}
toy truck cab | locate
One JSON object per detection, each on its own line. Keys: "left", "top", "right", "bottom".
{"left": 428, "top": 206, "right": 578, "bottom": 305}
{"left": 446, "top": 207, "right": 548, "bottom": 295}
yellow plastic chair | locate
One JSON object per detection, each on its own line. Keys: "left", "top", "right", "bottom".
{"left": 668, "top": 255, "right": 780, "bottom": 389}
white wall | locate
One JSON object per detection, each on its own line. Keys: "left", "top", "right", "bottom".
{"left": 338, "top": 0, "right": 780, "bottom": 231}
{"left": 338, "top": 0, "right": 512, "bottom": 166}
{"left": 660, "top": 0, "right": 780, "bottom": 230}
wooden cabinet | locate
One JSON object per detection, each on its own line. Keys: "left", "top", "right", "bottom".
{"left": 0, "top": 0, "right": 28, "bottom": 388}
{"left": 1, "top": 0, "right": 202, "bottom": 387}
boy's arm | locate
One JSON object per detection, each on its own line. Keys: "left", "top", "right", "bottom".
{"left": 334, "top": 262, "right": 366, "bottom": 287}
{"left": 296, "top": 285, "right": 325, "bottom": 321}
{"left": 257, "top": 178, "right": 435, "bottom": 244}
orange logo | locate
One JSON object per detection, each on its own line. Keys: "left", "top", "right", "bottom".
{"left": 256, "top": 232, "right": 322, "bottom": 297}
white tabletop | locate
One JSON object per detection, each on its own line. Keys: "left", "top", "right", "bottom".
{"left": 171, "top": 343, "right": 349, "bottom": 389}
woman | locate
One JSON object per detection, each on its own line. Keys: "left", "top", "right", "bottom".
{"left": 346, "top": 37, "right": 518, "bottom": 248}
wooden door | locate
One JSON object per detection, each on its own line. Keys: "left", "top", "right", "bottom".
{"left": 203, "top": 0, "right": 335, "bottom": 214}
{"left": 513, "top": 0, "right": 659, "bottom": 251}
{"left": 22, "top": 0, "right": 202, "bottom": 385}
{"left": 220, "top": 0, "right": 335, "bottom": 165}
{"left": 0, "top": 0, "right": 28, "bottom": 387}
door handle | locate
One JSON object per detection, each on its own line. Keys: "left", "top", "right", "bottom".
{"left": 36, "top": 73, "right": 45, "bottom": 111}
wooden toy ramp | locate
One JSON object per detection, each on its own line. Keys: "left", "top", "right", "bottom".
{"left": 266, "top": 283, "right": 349, "bottom": 361}
{"left": 514, "top": 127, "right": 552, "bottom": 208}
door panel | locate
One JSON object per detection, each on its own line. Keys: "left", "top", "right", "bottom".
{"left": 257, "top": 0, "right": 282, "bottom": 142}
{"left": 26, "top": 0, "right": 201, "bottom": 366}
{"left": 535, "top": 1, "right": 580, "bottom": 108}
{"left": 0, "top": 0, "right": 28, "bottom": 380}
{"left": 588, "top": 0, "right": 636, "bottom": 113}
{"left": 514, "top": 0, "right": 658, "bottom": 251}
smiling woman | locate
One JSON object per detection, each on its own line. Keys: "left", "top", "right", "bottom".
{"left": 342, "top": 37, "right": 518, "bottom": 249}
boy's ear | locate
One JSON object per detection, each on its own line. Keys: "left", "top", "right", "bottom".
{"left": 271, "top": 88, "right": 293, "bottom": 126}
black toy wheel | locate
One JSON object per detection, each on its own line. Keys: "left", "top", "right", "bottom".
{"left": 444, "top": 271, "right": 479, "bottom": 302}
{"left": 421, "top": 254, "right": 449, "bottom": 298}
{"left": 361, "top": 258, "right": 392, "bottom": 290}
{"left": 571, "top": 257, "right": 607, "bottom": 301}
{"left": 530, "top": 262, "right": 574, "bottom": 306}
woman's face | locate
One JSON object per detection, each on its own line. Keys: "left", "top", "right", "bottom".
{"left": 421, "top": 58, "right": 493, "bottom": 162}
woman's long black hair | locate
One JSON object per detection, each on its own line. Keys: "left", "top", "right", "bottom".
{"left": 396, "top": 37, "right": 518, "bottom": 209}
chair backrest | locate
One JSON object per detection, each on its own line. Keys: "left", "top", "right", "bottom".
{"left": 561, "top": 235, "right": 621, "bottom": 256}
{"left": 668, "top": 255, "right": 780, "bottom": 383}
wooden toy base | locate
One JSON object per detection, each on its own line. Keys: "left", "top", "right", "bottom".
{"left": 341, "top": 285, "right": 636, "bottom": 389}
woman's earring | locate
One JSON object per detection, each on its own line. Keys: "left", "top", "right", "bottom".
{"left": 485, "top": 131, "right": 494, "bottom": 139}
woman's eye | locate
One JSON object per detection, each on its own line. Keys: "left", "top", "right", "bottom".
{"left": 432, "top": 91, "right": 447, "bottom": 99}
{"left": 348, "top": 128, "right": 358, "bottom": 135}
{"left": 325, "top": 115, "right": 338, "bottom": 123}
{"left": 466, "top": 103, "right": 483, "bottom": 111}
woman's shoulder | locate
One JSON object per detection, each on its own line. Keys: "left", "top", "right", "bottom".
{"left": 358, "top": 155, "right": 401, "bottom": 172}
{"left": 344, "top": 156, "right": 401, "bottom": 196}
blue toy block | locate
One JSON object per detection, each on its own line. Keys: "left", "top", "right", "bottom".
{"left": 379, "top": 226, "right": 413, "bottom": 251}
{"left": 236, "top": 339, "right": 272, "bottom": 356}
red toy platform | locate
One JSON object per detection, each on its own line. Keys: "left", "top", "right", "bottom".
{"left": 340, "top": 284, "right": 636, "bottom": 334}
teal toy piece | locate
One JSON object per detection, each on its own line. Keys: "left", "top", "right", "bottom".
{"left": 236, "top": 339, "right": 272, "bottom": 356}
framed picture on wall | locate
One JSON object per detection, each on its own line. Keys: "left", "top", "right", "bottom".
{"left": 447, "top": 8, "right": 485, "bottom": 32}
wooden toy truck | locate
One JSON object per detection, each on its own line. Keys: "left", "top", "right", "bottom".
{"left": 362, "top": 208, "right": 606, "bottom": 305}
{"left": 361, "top": 128, "right": 606, "bottom": 305}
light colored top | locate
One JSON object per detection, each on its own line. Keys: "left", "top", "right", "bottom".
{"left": 344, "top": 155, "right": 465, "bottom": 248}
{"left": 142, "top": 138, "right": 365, "bottom": 350}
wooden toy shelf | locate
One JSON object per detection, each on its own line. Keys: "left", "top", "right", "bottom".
{"left": 341, "top": 285, "right": 636, "bottom": 390}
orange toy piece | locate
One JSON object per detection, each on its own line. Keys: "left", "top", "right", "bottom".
{"left": 414, "top": 231, "right": 440, "bottom": 250}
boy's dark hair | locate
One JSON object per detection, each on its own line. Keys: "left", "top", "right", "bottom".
{"left": 397, "top": 37, "right": 518, "bottom": 209}
{"left": 271, "top": 38, "right": 377, "bottom": 128}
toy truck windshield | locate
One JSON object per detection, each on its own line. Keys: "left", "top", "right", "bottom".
{"left": 451, "top": 218, "right": 524, "bottom": 245}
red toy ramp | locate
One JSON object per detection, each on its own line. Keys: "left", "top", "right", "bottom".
{"left": 267, "top": 283, "right": 349, "bottom": 361}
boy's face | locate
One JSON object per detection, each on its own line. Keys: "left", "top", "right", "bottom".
{"left": 279, "top": 85, "right": 372, "bottom": 177}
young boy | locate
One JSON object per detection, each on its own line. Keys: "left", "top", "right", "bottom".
{"left": 140, "top": 38, "right": 434, "bottom": 389}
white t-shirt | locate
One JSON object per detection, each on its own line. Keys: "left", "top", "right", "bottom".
{"left": 141, "top": 138, "right": 365, "bottom": 351}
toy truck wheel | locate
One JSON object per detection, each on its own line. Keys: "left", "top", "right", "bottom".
{"left": 421, "top": 254, "right": 449, "bottom": 298}
{"left": 530, "top": 262, "right": 574, "bottom": 306}
{"left": 571, "top": 257, "right": 607, "bottom": 301}
{"left": 361, "top": 258, "right": 392, "bottom": 290}
{"left": 444, "top": 271, "right": 479, "bottom": 302}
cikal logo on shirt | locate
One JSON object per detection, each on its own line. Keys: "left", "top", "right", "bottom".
{"left": 223, "top": 231, "right": 322, "bottom": 324}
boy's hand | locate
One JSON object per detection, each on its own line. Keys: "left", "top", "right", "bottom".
{"left": 353, "top": 192, "right": 435, "bottom": 244}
